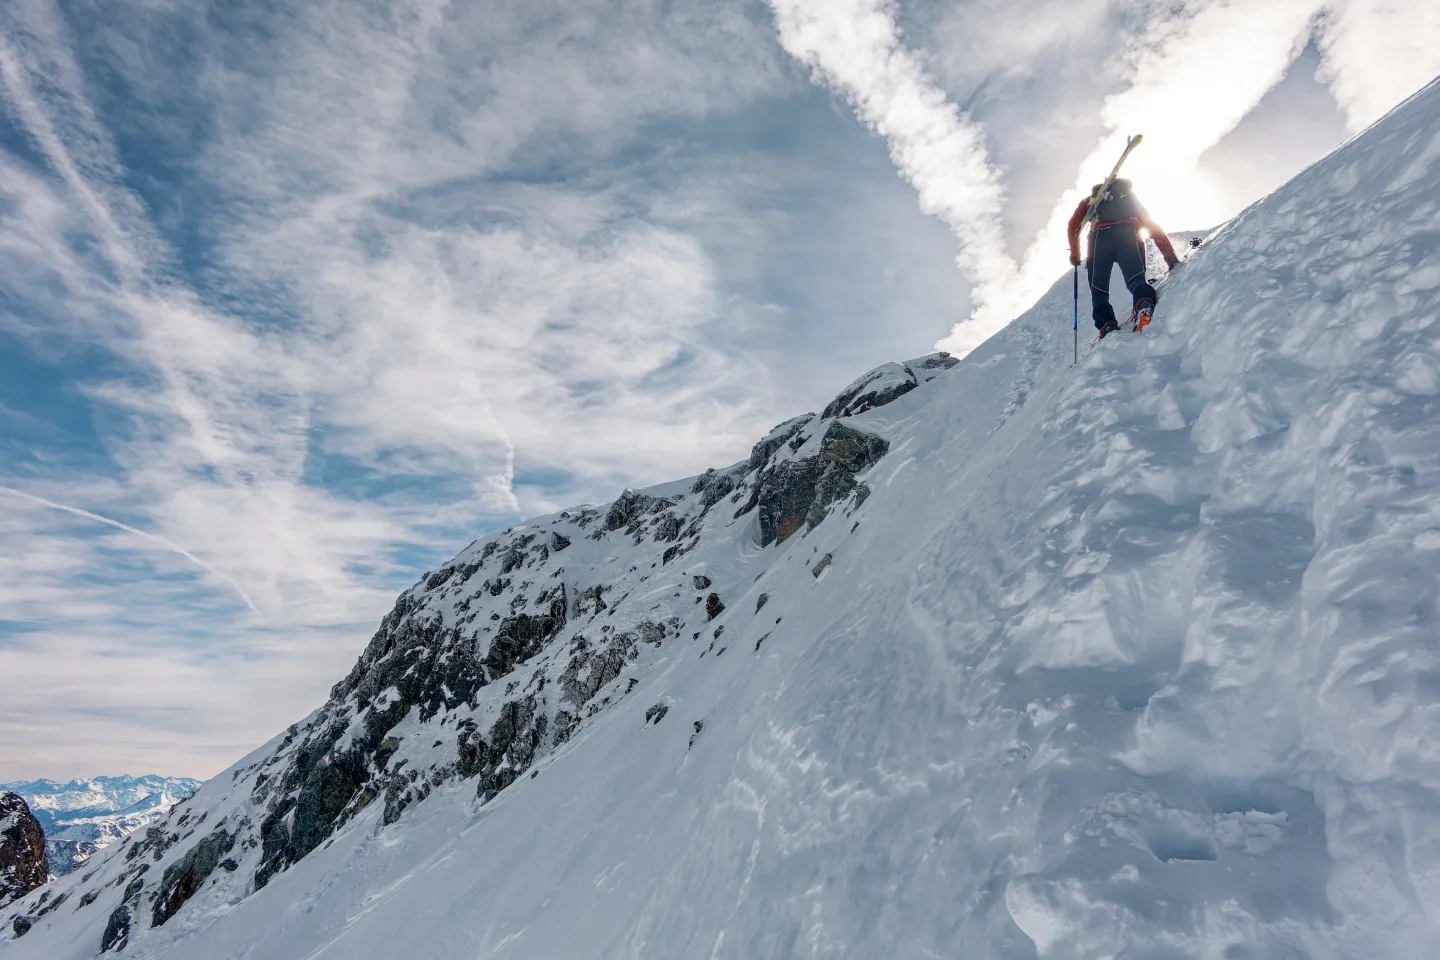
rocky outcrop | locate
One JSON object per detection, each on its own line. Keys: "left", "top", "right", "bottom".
{"left": 0, "top": 792, "right": 47, "bottom": 907}
{"left": 740, "top": 420, "right": 890, "bottom": 547}
{"left": 152, "top": 828, "right": 234, "bottom": 926}
{"left": 101, "top": 904, "right": 129, "bottom": 951}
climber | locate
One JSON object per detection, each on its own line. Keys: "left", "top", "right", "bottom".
{"left": 1067, "top": 178, "right": 1180, "bottom": 338}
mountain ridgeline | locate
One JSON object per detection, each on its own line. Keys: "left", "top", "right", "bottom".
{"left": 0, "top": 352, "right": 956, "bottom": 952}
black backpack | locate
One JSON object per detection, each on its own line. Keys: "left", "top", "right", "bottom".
{"left": 1089, "top": 178, "right": 1143, "bottom": 223}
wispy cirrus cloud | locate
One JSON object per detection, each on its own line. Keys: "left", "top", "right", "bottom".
{"left": 0, "top": 0, "right": 802, "bottom": 779}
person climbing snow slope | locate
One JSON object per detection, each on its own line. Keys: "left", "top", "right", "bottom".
{"left": 1068, "top": 178, "right": 1180, "bottom": 339}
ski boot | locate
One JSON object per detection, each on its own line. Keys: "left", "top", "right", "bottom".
{"left": 1097, "top": 319, "right": 1120, "bottom": 340}
{"left": 1130, "top": 298, "right": 1155, "bottom": 332}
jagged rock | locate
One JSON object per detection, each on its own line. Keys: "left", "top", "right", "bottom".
{"left": 742, "top": 420, "right": 889, "bottom": 546}
{"left": 692, "top": 574, "right": 712, "bottom": 590}
{"left": 477, "top": 697, "right": 546, "bottom": 802}
{"left": 756, "top": 593, "right": 769, "bottom": 612}
{"left": 0, "top": 792, "right": 48, "bottom": 907}
{"left": 748, "top": 415, "right": 814, "bottom": 472}
{"left": 487, "top": 599, "right": 567, "bottom": 676}
{"left": 12, "top": 915, "right": 32, "bottom": 937}
{"left": 101, "top": 904, "right": 129, "bottom": 952}
{"left": 691, "top": 468, "right": 740, "bottom": 509}
{"left": 645, "top": 703, "right": 669, "bottom": 725}
{"left": 812, "top": 553, "right": 833, "bottom": 577}
{"left": 822, "top": 352, "right": 956, "bottom": 419}
{"left": 705, "top": 594, "right": 725, "bottom": 620}
{"left": 560, "top": 632, "right": 638, "bottom": 709}
{"left": 549, "top": 531, "right": 571, "bottom": 552}
{"left": 152, "top": 828, "right": 234, "bottom": 926}
{"left": 689, "top": 720, "right": 705, "bottom": 748}
{"left": 653, "top": 513, "right": 682, "bottom": 542}
{"left": 604, "top": 489, "right": 661, "bottom": 531}
{"left": 820, "top": 421, "right": 890, "bottom": 473}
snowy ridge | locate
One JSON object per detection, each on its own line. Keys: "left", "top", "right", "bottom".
{"left": 4, "top": 76, "right": 1440, "bottom": 958}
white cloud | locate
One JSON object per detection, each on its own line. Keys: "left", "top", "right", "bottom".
{"left": 1316, "top": 0, "right": 1440, "bottom": 131}
{"left": 766, "top": 0, "right": 1016, "bottom": 355}
{"left": 0, "top": 0, "right": 792, "bottom": 778}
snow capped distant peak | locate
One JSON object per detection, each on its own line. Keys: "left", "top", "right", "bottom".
{"left": 0, "top": 776, "right": 200, "bottom": 879}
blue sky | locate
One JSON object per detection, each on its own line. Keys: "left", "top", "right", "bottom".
{"left": 1, "top": 0, "right": 1435, "bottom": 780}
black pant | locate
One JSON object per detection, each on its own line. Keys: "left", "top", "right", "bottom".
{"left": 1087, "top": 223, "right": 1156, "bottom": 329}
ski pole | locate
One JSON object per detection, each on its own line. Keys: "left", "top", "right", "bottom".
{"left": 1072, "top": 264, "right": 1079, "bottom": 364}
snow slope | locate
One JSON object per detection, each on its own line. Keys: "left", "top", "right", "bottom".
{"left": 0, "top": 778, "right": 201, "bottom": 877}
{"left": 5, "top": 76, "right": 1440, "bottom": 959}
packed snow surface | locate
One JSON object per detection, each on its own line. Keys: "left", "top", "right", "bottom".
{"left": 5, "top": 78, "right": 1440, "bottom": 960}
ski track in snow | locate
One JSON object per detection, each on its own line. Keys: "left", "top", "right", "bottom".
{"left": 6, "top": 79, "right": 1440, "bottom": 960}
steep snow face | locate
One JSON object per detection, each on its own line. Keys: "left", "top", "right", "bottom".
{"left": 5, "top": 76, "right": 1440, "bottom": 958}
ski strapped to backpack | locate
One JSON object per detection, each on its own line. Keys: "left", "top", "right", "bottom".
{"left": 1073, "top": 134, "right": 1142, "bottom": 363}
{"left": 1082, "top": 134, "right": 1143, "bottom": 231}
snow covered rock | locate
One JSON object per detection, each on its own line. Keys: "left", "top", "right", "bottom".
{"left": 0, "top": 793, "right": 47, "bottom": 908}
{"left": 821, "top": 351, "right": 957, "bottom": 419}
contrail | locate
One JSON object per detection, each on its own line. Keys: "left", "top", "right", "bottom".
{"left": 767, "top": 0, "right": 1017, "bottom": 356}
{"left": 0, "top": 485, "right": 262, "bottom": 614}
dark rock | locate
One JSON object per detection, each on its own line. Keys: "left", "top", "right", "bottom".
{"left": 560, "top": 632, "right": 637, "bottom": 709}
{"left": 152, "top": 828, "right": 235, "bottom": 926}
{"left": 692, "top": 574, "right": 712, "bottom": 590}
{"left": 813, "top": 553, "right": 833, "bottom": 577}
{"left": 645, "top": 703, "right": 669, "bottom": 725}
{"left": 101, "top": 905, "right": 130, "bottom": 952}
{"left": 549, "top": 531, "right": 571, "bottom": 552}
{"left": 689, "top": 720, "right": 705, "bottom": 748}
{"left": 79, "top": 888, "right": 100, "bottom": 908}
{"left": 604, "top": 489, "right": 661, "bottom": 531}
{"left": 755, "top": 632, "right": 770, "bottom": 651}
{"left": 819, "top": 421, "right": 890, "bottom": 474}
{"left": 575, "top": 585, "right": 607, "bottom": 617}
{"left": 691, "top": 468, "right": 740, "bottom": 509}
{"left": 476, "top": 697, "right": 546, "bottom": 802}
{"left": 756, "top": 593, "right": 769, "bottom": 612}
{"left": 486, "top": 598, "right": 567, "bottom": 676}
{"left": 653, "top": 513, "right": 682, "bottom": 542}
{"left": 12, "top": 915, "right": 32, "bottom": 938}
{"left": 0, "top": 792, "right": 48, "bottom": 907}
{"left": 34, "top": 890, "right": 68, "bottom": 917}
{"left": 747, "top": 415, "right": 813, "bottom": 472}
{"left": 705, "top": 593, "right": 725, "bottom": 620}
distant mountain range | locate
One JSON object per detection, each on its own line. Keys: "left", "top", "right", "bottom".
{"left": 0, "top": 776, "right": 201, "bottom": 876}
